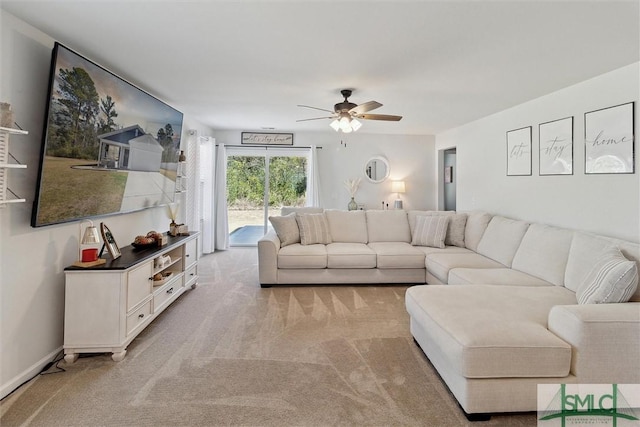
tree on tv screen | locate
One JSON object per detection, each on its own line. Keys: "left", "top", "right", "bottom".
{"left": 47, "top": 66, "right": 120, "bottom": 161}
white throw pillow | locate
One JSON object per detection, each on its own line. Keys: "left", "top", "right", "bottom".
{"left": 268, "top": 213, "right": 300, "bottom": 247}
{"left": 296, "top": 213, "right": 332, "bottom": 245}
{"left": 577, "top": 246, "right": 639, "bottom": 304}
{"left": 411, "top": 215, "right": 449, "bottom": 248}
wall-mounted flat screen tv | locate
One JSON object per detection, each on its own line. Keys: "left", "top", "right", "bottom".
{"left": 31, "top": 42, "right": 183, "bottom": 227}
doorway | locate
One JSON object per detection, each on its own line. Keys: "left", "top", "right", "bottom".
{"left": 226, "top": 148, "right": 309, "bottom": 246}
{"left": 444, "top": 148, "right": 457, "bottom": 211}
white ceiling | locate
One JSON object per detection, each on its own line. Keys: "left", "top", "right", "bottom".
{"left": 2, "top": 1, "right": 638, "bottom": 136}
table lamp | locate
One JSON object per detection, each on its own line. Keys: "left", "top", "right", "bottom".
{"left": 73, "top": 220, "right": 106, "bottom": 267}
{"left": 392, "top": 181, "right": 406, "bottom": 209}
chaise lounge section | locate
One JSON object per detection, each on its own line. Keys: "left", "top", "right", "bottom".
{"left": 405, "top": 212, "right": 640, "bottom": 416}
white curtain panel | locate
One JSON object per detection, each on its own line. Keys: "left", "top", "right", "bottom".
{"left": 199, "top": 137, "right": 215, "bottom": 254}
{"left": 185, "top": 131, "right": 200, "bottom": 234}
{"left": 306, "top": 145, "right": 320, "bottom": 207}
{"left": 214, "top": 143, "right": 229, "bottom": 250}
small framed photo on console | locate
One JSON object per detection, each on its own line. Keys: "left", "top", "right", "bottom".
{"left": 100, "top": 222, "right": 121, "bottom": 260}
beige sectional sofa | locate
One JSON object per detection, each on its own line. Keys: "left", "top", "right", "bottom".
{"left": 258, "top": 208, "right": 640, "bottom": 418}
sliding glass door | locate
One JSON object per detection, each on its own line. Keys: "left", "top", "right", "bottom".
{"left": 226, "top": 147, "right": 309, "bottom": 246}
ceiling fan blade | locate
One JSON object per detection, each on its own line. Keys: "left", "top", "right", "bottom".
{"left": 296, "top": 116, "right": 335, "bottom": 122}
{"left": 297, "top": 104, "right": 336, "bottom": 114}
{"left": 357, "top": 113, "right": 403, "bottom": 121}
{"left": 349, "top": 101, "right": 382, "bottom": 115}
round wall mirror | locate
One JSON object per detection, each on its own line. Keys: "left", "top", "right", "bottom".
{"left": 364, "top": 156, "right": 390, "bottom": 183}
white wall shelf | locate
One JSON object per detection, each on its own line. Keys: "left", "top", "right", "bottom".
{"left": 0, "top": 126, "right": 28, "bottom": 135}
{"left": 0, "top": 126, "right": 28, "bottom": 206}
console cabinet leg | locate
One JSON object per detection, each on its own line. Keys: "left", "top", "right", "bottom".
{"left": 111, "top": 350, "right": 127, "bottom": 362}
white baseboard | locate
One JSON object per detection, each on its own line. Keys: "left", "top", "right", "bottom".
{"left": 0, "top": 346, "right": 62, "bottom": 400}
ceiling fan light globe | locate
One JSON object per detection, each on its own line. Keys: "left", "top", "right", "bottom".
{"left": 351, "top": 118, "right": 362, "bottom": 131}
{"left": 339, "top": 116, "right": 351, "bottom": 131}
{"left": 329, "top": 119, "right": 340, "bottom": 131}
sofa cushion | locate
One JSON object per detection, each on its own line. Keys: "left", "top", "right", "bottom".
{"left": 577, "top": 246, "right": 639, "bottom": 304}
{"left": 463, "top": 211, "right": 492, "bottom": 251}
{"left": 366, "top": 210, "right": 411, "bottom": 243}
{"left": 448, "top": 268, "right": 553, "bottom": 287}
{"left": 296, "top": 213, "right": 332, "bottom": 245}
{"left": 324, "top": 209, "right": 368, "bottom": 244}
{"left": 566, "top": 232, "right": 640, "bottom": 302}
{"left": 426, "top": 253, "right": 503, "bottom": 284}
{"left": 405, "top": 285, "right": 574, "bottom": 378}
{"left": 411, "top": 215, "right": 449, "bottom": 248}
{"left": 511, "top": 223, "right": 573, "bottom": 286}
{"left": 326, "top": 243, "right": 376, "bottom": 269}
{"left": 277, "top": 243, "right": 327, "bottom": 269}
{"left": 476, "top": 216, "right": 529, "bottom": 267}
{"left": 368, "top": 242, "right": 425, "bottom": 268}
{"left": 268, "top": 213, "right": 300, "bottom": 247}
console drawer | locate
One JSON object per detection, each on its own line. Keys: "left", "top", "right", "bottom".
{"left": 126, "top": 301, "right": 152, "bottom": 336}
{"left": 153, "top": 279, "right": 181, "bottom": 313}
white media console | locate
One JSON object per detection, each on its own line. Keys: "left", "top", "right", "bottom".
{"left": 63, "top": 232, "right": 199, "bottom": 362}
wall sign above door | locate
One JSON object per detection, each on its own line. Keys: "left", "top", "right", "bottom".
{"left": 241, "top": 132, "right": 294, "bottom": 146}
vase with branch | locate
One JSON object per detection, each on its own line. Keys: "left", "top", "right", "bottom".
{"left": 167, "top": 203, "right": 179, "bottom": 235}
{"left": 343, "top": 178, "right": 361, "bottom": 211}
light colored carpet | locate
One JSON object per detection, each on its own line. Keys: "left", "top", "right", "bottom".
{"left": 1, "top": 248, "right": 536, "bottom": 426}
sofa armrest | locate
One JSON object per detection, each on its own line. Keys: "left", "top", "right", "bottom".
{"left": 258, "top": 230, "right": 280, "bottom": 284}
{"left": 548, "top": 303, "right": 640, "bottom": 383}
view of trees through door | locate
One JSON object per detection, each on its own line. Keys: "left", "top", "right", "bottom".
{"left": 227, "top": 152, "right": 308, "bottom": 245}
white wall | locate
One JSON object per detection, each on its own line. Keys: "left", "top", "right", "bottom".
{"left": 214, "top": 130, "right": 436, "bottom": 211}
{"left": 436, "top": 62, "right": 640, "bottom": 242}
{"left": 0, "top": 12, "right": 213, "bottom": 398}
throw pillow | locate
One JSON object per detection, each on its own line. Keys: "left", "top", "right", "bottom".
{"left": 577, "top": 246, "right": 639, "bottom": 304}
{"left": 411, "top": 215, "right": 450, "bottom": 248}
{"left": 296, "top": 213, "right": 332, "bottom": 245}
{"left": 268, "top": 213, "right": 300, "bottom": 247}
{"left": 445, "top": 213, "right": 467, "bottom": 247}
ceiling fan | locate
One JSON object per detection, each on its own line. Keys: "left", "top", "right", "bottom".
{"left": 297, "top": 89, "right": 402, "bottom": 133}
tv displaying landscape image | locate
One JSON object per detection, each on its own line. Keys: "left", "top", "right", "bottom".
{"left": 32, "top": 43, "right": 184, "bottom": 227}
